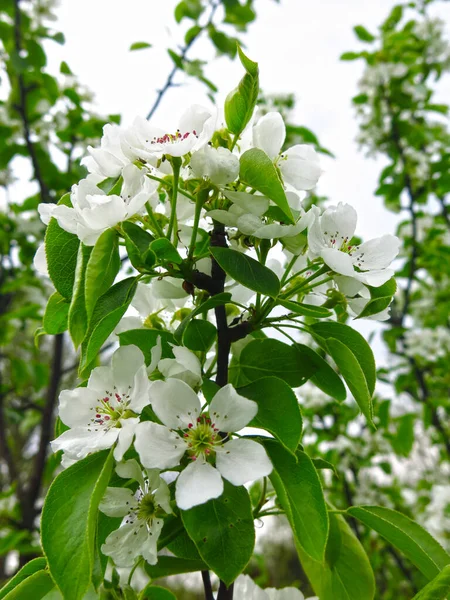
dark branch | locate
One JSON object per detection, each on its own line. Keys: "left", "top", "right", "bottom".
{"left": 201, "top": 570, "right": 214, "bottom": 600}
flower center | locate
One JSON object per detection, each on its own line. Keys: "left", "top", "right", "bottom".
{"left": 88, "top": 388, "right": 133, "bottom": 431}
{"left": 137, "top": 493, "right": 157, "bottom": 525}
{"left": 183, "top": 416, "right": 222, "bottom": 460}
{"left": 149, "top": 129, "right": 198, "bottom": 145}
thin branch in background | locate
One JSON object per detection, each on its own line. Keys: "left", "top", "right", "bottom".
{"left": 201, "top": 570, "right": 214, "bottom": 600}
{"left": 146, "top": 0, "right": 220, "bottom": 121}
{"left": 12, "top": 0, "right": 50, "bottom": 204}
{"left": 217, "top": 581, "right": 234, "bottom": 600}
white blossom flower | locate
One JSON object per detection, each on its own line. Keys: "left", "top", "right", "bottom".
{"left": 252, "top": 111, "right": 322, "bottom": 191}
{"left": 190, "top": 145, "right": 239, "bottom": 185}
{"left": 51, "top": 346, "right": 151, "bottom": 462}
{"left": 39, "top": 165, "right": 157, "bottom": 245}
{"left": 99, "top": 459, "right": 172, "bottom": 567}
{"left": 234, "top": 574, "right": 317, "bottom": 600}
{"left": 82, "top": 123, "right": 131, "bottom": 178}
{"left": 134, "top": 380, "right": 272, "bottom": 510}
{"left": 121, "top": 105, "right": 216, "bottom": 160}
{"left": 157, "top": 345, "right": 202, "bottom": 388}
{"left": 308, "top": 202, "right": 400, "bottom": 286}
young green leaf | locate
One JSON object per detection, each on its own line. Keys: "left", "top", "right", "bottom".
{"left": 0, "top": 571, "right": 54, "bottom": 600}
{"left": 278, "top": 299, "right": 332, "bottom": 318}
{"left": 144, "top": 556, "right": 207, "bottom": 579}
{"left": 411, "top": 565, "right": 450, "bottom": 600}
{"left": 264, "top": 440, "right": 329, "bottom": 562}
{"left": 43, "top": 293, "right": 69, "bottom": 335}
{"left": 44, "top": 193, "right": 79, "bottom": 300}
{"left": 139, "top": 586, "right": 177, "bottom": 600}
{"left": 174, "top": 292, "right": 232, "bottom": 344}
{"left": 68, "top": 244, "right": 92, "bottom": 348}
{"left": 353, "top": 25, "right": 376, "bottom": 42}
{"left": 297, "top": 513, "right": 375, "bottom": 600}
{"left": 85, "top": 228, "right": 121, "bottom": 322}
{"left": 150, "top": 238, "right": 183, "bottom": 265}
{"left": 129, "top": 41, "right": 152, "bottom": 51}
{"left": 182, "top": 319, "right": 217, "bottom": 352}
{"left": 210, "top": 247, "right": 280, "bottom": 297}
{"left": 122, "top": 222, "right": 155, "bottom": 272}
{"left": 356, "top": 278, "right": 396, "bottom": 319}
{"left": 118, "top": 329, "right": 175, "bottom": 364}
{"left": 295, "top": 344, "right": 347, "bottom": 402}
{"left": 41, "top": 450, "right": 114, "bottom": 600}
{"left": 347, "top": 506, "right": 450, "bottom": 580}
{"left": 181, "top": 480, "right": 255, "bottom": 587}
{"left": 239, "top": 377, "right": 302, "bottom": 452}
{"left": 0, "top": 558, "right": 47, "bottom": 600}
{"left": 224, "top": 46, "right": 259, "bottom": 137}
{"left": 239, "top": 149, "right": 294, "bottom": 223}
{"left": 311, "top": 321, "right": 376, "bottom": 395}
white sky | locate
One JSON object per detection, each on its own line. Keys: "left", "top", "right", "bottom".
{"left": 47, "top": 0, "right": 450, "bottom": 242}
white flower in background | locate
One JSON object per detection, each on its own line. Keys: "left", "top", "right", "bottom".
{"left": 404, "top": 327, "right": 450, "bottom": 362}
{"left": 234, "top": 574, "right": 317, "bottom": 600}
{"left": 52, "top": 345, "right": 151, "bottom": 462}
{"left": 135, "top": 379, "right": 272, "bottom": 510}
{"left": 252, "top": 112, "right": 322, "bottom": 191}
{"left": 99, "top": 459, "right": 172, "bottom": 567}
{"left": 82, "top": 123, "right": 131, "bottom": 178}
{"left": 308, "top": 202, "right": 400, "bottom": 286}
{"left": 190, "top": 145, "right": 240, "bottom": 185}
{"left": 121, "top": 104, "right": 216, "bottom": 160}
{"left": 157, "top": 345, "right": 202, "bottom": 388}
{"left": 38, "top": 164, "right": 157, "bottom": 245}
{"left": 33, "top": 243, "right": 49, "bottom": 277}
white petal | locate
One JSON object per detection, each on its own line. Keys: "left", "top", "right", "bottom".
{"left": 351, "top": 234, "right": 400, "bottom": 270}
{"left": 101, "top": 522, "right": 148, "bottom": 567}
{"left": 116, "top": 458, "right": 146, "bottom": 488}
{"left": 223, "top": 190, "right": 270, "bottom": 217}
{"left": 150, "top": 379, "right": 201, "bottom": 428}
{"left": 114, "top": 418, "right": 139, "bottom": 461}
{"left": 147, "top": 336, "right": 163, "bottom": 374}
{"left": 58, "top": 388, "right": 99, "bottom": 428}
{"left": 141, "top": 518, "right": 164, "bottom": 565}
{"left": 280, "top": 145, "right": 321, "bottom": 191}
{"left": 321, "top": 203, "right": 357, "bottom": 242}
{"left": 216, "top": 439, "right": 272, "bottom": 485}
{"left": 206, "top": 209, "right": 239, "bottom": 227}
{"left": 129, "top": 365, "right": 151, "bottom": 413}
{"left": 175, "top": 460, "right": 224, "bottom": 510}
{"left": 88, "top": 365, "right": 115, "bottom": 395}
{"left": 153, "top": 477, "right": 173, "bottom": 515}
{"left": 209, "top": 385, "right": 257, "bottom": 432}
{"left": 33, "top": 243, "right": 49, "bottom": 277}
{"left": 234, "top": 575, "right": 268, "bottom": 600}
{"left": 321, "top": 248, "right": 355, "bottom": 277}
{"left": 99, "top": 487, "right": 137, "bottom": 517}
{"left": 236, "top": 213, "right": 264, "bottom": 235}
{"left": 134, "top": 422, "right": 186, "bottom": 469}
{"left": 266, "top": 588, "right": 305, "bottom": 600}
{"left": 112, "top": 345, "right": 146, "bottom": 392}
{"left": 253, "top": 112, "right": 285, "bottom": 160}
{"left": 51, "top": 427, "right": 119, "bottom": 460}
{"left": 355, "top": 268, "right": 395, "bottom": 287}
{"left": 37, "top": 203, "right": 57, "bottom": 225}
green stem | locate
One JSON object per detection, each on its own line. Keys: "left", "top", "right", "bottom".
{"left": 252, "top": 477, "right": 267, "bottom": 518}
{"left": 280, "top": 254, "right": 300, "bottom": 286}
{"left": 145, "top": 202, "right": 164, "bottom": 237}
{"left": 167, "top": 157, "right": 182, "bottom": 243}
{"left": 146, "top": 172, "right": 196, "bottom": 203}
{"left": 230, "top": 133, "right": 239, "bottom": 151}
{"left": 280, "top": 264, "right": 329, "bottom": 300}
{"left": 127, "top": 557, "right": 143, "bottom": 586}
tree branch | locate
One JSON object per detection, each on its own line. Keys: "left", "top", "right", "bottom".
{"left": 13, "top": 0, "right": 50, "bottom": 203}
{"left": 146, "top": 0, "right": 220, "bottom": 121}
{"left": 201, "top": 570, "right": 214, "bottom": 600}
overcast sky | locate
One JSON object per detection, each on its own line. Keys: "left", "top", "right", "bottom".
{"left": 47, "top": 0, "right": 450, "bottom": 243}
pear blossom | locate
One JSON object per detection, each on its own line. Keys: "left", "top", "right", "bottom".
{"left": 190, "top": 145, "right": 239, "bottom": 185}
{"left": 51, "top": 345, "right": 151, "bottom": 462}
{"left": 234, "top": 574, "right": 317, "bottom": 600}
{"left": 38, "top": 164, "right": 157, "bottom": 245}
{"left": 157, "top": 345, "right": 202, "bottom": 388}
{"left": 82, "top": 123, "right": 131, "bottom": 178}
{"left": 252, "top": 112, "right": 322, "bottom": 191}
{"left": 308, "top": 202, "right": 400, "bottom": 286}
{"left": 134, "top": 379, "right": 272, "bottom": 510}
{"left": 99, "top": 459, "right": 172, "bottom": 567}
{"left": 121, "top": 104, "right": 216, "bottom": 160}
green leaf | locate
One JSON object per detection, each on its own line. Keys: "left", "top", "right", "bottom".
{"left": 294, "top": 344, "right": 346, "bottom": 402}
{"left": 118, "top": 329, "right": 175, "bottom": 364}
{"left": 264, "top": 440, "right": 329, "bottom": 562}
{"left": 311, "top": 321, "right": 376, "bottom": 395}
{"left": 353, "top": 25, "right": 376, "bottom": 42}
{"left": 80, "top": 277, "right": 137, "bottom": 376}
{"left": 1, "top": 571, "right": 54, "bottom": 600}
{"left": 235, "top": 338, "right": 317, "bottom": 387}
{"left": 297, "top": 513, "right": 375, "bottom": 600}
{"left": 122, "top": 222, "right": 155, "bottom": 272}
{"left": 210, "top": 247, "right": 280, "bottom": 297}
{"left": 181, "top": 480, "right": 255, "bottom": 587}
{"left": 182, "top": 319, "right": 216, "bottom": 352}
{"left": 326, "top": 338, "right": 374, "bottom": 426}
{"left": 0, "top": 558, "right": 47, "bottom": 600}
{"left": 85, "top": 229, "right": 121, "bottom": 322}
{"left": 144, "top": 556, "right": 207, "bottom": 579}
{"left": 412, "top": 565, "right": 450, "bottom": 600}
{"left": 45, "top": 193, "right": 79, "bottom": 300}
{"left": 239, "top": 377, "right": 302, "bottom": 452}
{"left": 390, "top": 413, "right": 415, "bottom": 456}
{"left": 150, "top": 238, "right": 183, "bottom": 265}
{"left": 340, "top": 51, "right": 361, "bottom": 61}
{"left": 41, "top": 450, "right": 114, "bottom": 600}
{"left": 174, "top": 293, "right": 232, "bottom": 344}
{"left": 129, "top": 41, "right": 152, "bottom": 51}
{"left": 224, "top": 46, "right": 259, "bottom": 137}
{"left": 278, "top": 299, "right": 332, "bottom": 318}
{"left": 347, "top": 506, "right": 450, "bottom": 580}
{"left": 356, "top": 278, "right": 396, "bottom": 319}
{"left": 68, "top": 244, "right": 92, "bottom": 348}
{"left": 43, "top": 292, "right": 69, "bottom": 335}
{"left": 239, "top": 149, "right": 293, "bottom": 223}
{"left": 140, "top": 586, "right": 177, "bottom": 600}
